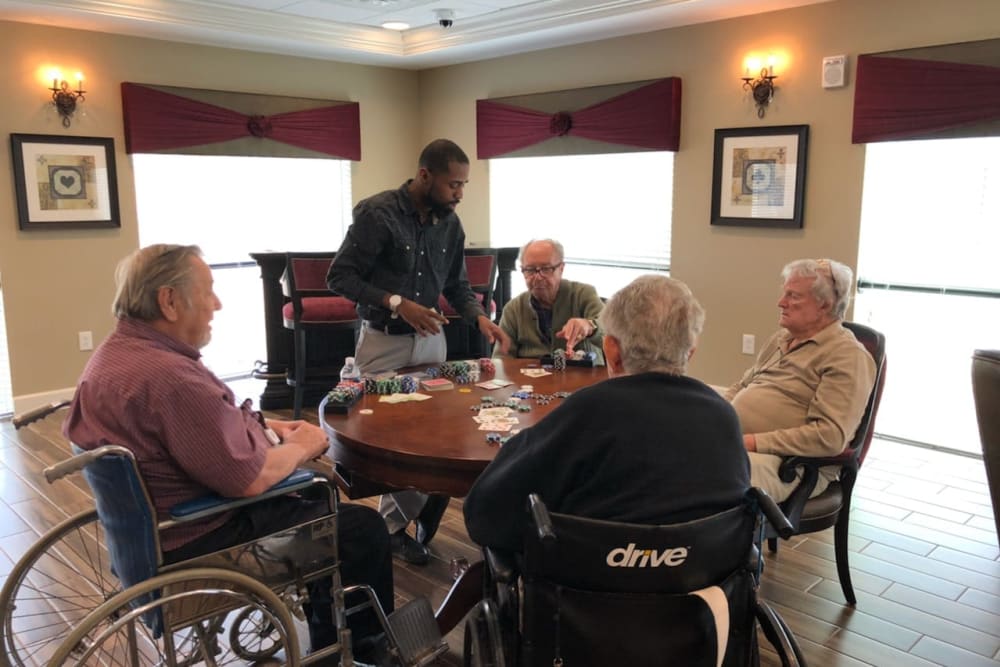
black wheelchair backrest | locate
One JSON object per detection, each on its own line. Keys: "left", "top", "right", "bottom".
{"left": 524, "top": 503, "right": 756, "bottom": 595}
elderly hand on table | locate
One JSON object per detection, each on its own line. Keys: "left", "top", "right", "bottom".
{"left": 556, "top": 317, "right": 597, "bottom": 354}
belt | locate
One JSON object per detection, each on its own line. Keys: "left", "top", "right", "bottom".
{"left": 364, "top": 320, "right": 416, "bottom": 336}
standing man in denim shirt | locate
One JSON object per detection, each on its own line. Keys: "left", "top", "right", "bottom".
{"left": 328, "top": 138, "right": 510, "bottom": 565}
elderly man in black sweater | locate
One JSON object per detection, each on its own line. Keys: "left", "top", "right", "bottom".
{"left": 464, "top": 274, "right": 750, "bottom": 552}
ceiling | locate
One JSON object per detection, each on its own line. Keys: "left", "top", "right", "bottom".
{"left": 0, "top": 0, "right": 831, "bottom": 69}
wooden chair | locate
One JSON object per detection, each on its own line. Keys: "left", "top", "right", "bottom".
{"left": 972, "top": 349, "right": 1000, "bottom": 542}
{"left": 440, "top": 248, "right": 499, "bottom": 358}
{"left": 282, "top": 252, "right": 360, "bottom": 418}
{"left": 766, "top": 321, "right": 887, "bottom": 605}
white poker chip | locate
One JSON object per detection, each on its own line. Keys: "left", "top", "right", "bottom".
{"left": 520, "top": 385, "right": 533, "bottom": 391}
{"left": 359, "top": 409, "right": 374, "bottom": 415}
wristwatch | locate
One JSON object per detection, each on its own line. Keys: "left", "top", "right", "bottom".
{"left": 388, "top": 294, "right": 403, "bottom": 319}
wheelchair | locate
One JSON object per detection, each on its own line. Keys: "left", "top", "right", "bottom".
{"left": 463, "top": 490, "right": 806, "bottom": 667}
{"left": 1, "top": 403, "right": 447, "bottom": 667}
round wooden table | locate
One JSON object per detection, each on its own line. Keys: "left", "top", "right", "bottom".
{"left": 320, "top": 357, "right": 606, "bottom": 498}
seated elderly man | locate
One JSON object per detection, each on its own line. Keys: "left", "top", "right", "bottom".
{"left": 466, "top": 275, "right": 749, "bottom": 552}
{"left": 723, "top": 258, "right": 876, "bottom": 502}
{"left": 64, "top": 244, "right": 393, "bottom": 663}
{"left": 497, "top": 239, "right": 605, "bottom": 365}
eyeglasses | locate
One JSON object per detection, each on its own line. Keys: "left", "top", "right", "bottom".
{"left": 521, "top": 263, "right": 563, "bottom": 277}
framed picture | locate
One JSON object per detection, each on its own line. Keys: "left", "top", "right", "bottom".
{"left": 710, "top": 125, "right": 809, "bottom": 229}
{"left": 10, "top": 134, "right": 121, "bottom": 230}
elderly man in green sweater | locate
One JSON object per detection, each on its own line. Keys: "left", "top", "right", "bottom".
{"left": 496, "top": 239, "right": 605, "bottom": 364}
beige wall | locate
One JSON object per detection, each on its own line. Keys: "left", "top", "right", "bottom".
{"left": 2, "top": 0, "right": 999, "bottom": 401}
{"left": 418, "top": 0, "right": 1000, "bottom": 384}
{"left": 0, "top": 21, "right": 419, "bottom": 398}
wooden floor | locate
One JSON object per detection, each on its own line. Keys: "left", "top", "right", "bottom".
{"left": 1, "top": 397, "right": 998, "bottom": 666}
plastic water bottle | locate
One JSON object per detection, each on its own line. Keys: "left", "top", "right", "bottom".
{"left": 339, "top": 356, "right": 361, "bottom": 383}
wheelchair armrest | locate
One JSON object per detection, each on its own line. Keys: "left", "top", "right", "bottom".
{"left": 484, "top": 547, "right": 518, "bottom": 585}
{"left": 778, "top": 450, "right": 855, "bottom": 483}
{"left": 749, "top": 487, "right": 794, "bottom": 539}
{"left": 168, "top": 468, "right": 322, "bottom": 523}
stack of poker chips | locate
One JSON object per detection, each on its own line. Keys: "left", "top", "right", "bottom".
{"left": 552, "top": 349, "right": 567, "bottom": 371}
{"left": 478, "top": 358, "right": 495, "bottom": 373}
{"left": 327, "top": 380, "right": 364, "bottom": 406}
{"left": 571, "top": 350, "right": 597, "bottom": 362}
{"left": 436, "top": 361, "right": 481, "bottom": 384}
{"left": 361, "top": 375, "right": 419, "bottom": 395}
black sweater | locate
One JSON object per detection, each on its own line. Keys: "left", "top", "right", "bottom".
{"left": 463, "top": 372, "right": 750, "bottom": 552}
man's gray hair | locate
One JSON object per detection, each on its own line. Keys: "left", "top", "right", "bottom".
{"left": 782, "top": 258, "right": 853, "bottom": 320}
{"left": 599, "top": 275, "right": 705, "bottom": 375}
{"left": 518, "top": 239, "right": 565, "bottom": 264}
{"left": 112, "top": 244, "right": 203, "bottom": 321}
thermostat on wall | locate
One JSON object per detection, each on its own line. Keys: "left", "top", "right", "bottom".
{"left": 822, "top": 55, "right": 848, "bottom": 88}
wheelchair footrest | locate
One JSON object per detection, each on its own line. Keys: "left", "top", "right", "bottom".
{"left": 387, "top": 597, "right": 448, "bottom": 667}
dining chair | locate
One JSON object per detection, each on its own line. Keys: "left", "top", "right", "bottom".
{"left": 439, "top": 248, "right": 500, "bottom": 358}
{"left": 766, "top": 321, "right": 887, "bottom": 605}
{"left": 282, "top": 252, "right": 360, "bottom": 418}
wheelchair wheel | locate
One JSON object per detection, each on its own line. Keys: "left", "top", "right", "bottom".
{"left": 463, "top": 599, "right": 506, "bottom": 667}
{"left": 229, "top": 603, "right": 282, "bottom": 661}
{"left": 48, "top": 567, "right": 299, "bottom": 666}
{"left": 0, "top": 509, "right": 118, "bottom": 667}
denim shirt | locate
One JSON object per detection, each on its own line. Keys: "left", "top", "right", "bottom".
{"left": 327, "top": 181, "right": 484, "bottom": 326}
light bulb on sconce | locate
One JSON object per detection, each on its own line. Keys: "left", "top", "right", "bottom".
{"left": 741, "top": 55, "right": 778, "bottom": 118}
{"left": 49, "top": 71, "right": 86, "bottom": 127}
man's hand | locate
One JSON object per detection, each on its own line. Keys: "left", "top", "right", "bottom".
{"left": 478, "top": 315, "right": 511, "bottom": 354}
{"left": 397, "top": 299, "right": 448, "bottom": 336}
{"left": 268, "top": 419, "right": 329, "bottom": 459}
{"left": 743, "top": 433, "right": 757, "bottom": 452}
{"left": 556, "top": 317, "right": 596, "bottom": 353}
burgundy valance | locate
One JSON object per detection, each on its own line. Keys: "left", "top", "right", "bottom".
{"left": 477, "top": 78, "right": 681, "bottom": 158}
{"left": 121, "top": 82, "right": 361, "bottom": 160}
{"left": 852, "top": 55, "right": 1000, "bottom": 143}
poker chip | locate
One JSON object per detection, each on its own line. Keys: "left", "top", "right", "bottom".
{"left": 459, "top": 387, "right": 472, "bottom": 393}
{"left": 359, "top": 408, "right": 374, "bottom": 415}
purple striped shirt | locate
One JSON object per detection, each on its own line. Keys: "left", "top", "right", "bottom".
{"left": 64, "top": 319, "right": 270, "bottom": 551}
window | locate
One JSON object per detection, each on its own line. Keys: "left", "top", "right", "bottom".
{"left": 489, "top": 152, "right": 673, "bottom": 299}
{"left": 856, "top": 137, "right": 1000, "bottom": 455}
{"left": 133, "top": 154, "right": 351, "bottom": 377}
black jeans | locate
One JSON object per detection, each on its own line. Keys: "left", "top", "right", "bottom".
{"left": 164, "top": 494, "right": 393, "bottom": 650}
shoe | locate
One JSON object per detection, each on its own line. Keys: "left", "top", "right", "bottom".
{"left": 415, "top": 494, "right": 450, "bottom": 545}
{"left": 389, "top": 530, "right": 430, "bottom": 565}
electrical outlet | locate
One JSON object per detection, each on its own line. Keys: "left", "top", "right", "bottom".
{"left": 78, "top": 330, "right": 93, "bottom": 351}
{"left": 742, "top": 334, "right": 755, "bottom": 355}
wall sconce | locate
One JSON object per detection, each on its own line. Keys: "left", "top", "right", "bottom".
{"left": 741, "top": 56, "right": 777, "bottom": 118}
{"left": 50, "top": 72, "right": 86, "bottom": 127}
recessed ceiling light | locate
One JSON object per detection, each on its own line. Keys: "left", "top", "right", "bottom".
{"left": 381, "top": 20, "right": 409, "bottom": 31}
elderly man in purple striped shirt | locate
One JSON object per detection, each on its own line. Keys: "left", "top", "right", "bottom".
{"left": 64, "top": 244, "right": 393, "bottom": 664}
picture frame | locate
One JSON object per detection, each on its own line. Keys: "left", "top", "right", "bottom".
{"left": 710, "top": 125, "right": 809, "bottom": 229}
{"left": 10, "top": 134, "right": 121, "bottom": 230}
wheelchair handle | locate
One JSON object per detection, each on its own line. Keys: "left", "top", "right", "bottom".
{"left": 43, "top": 444, "right": 134, "bottom": 484}
{"left": 528, "top": 493, "right": 556, "bottom": 543}
{"left": 12, "top": 400, "right": 71, "bottom": 430}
